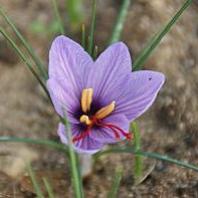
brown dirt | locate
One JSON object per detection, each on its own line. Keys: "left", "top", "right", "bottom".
{"left": 0, "top": 0, "right": 198, "bottom": 197}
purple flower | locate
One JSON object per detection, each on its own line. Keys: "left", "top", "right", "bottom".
{"left": 47, "top": 35, "right": 165, "bottom": 154}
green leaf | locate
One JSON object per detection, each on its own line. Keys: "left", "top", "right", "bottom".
{"left": 0, "top": 136, "right": 67, "bottom": 153}
{"left": 95, "top": 147, "right": 198, "bottom": 172}
{"left": 133, "top": 0, "right": 193, "bottom": 70}
{"left": 107, "top": 167, "right": 123, "bottom": 198}
{"left": 51, "top": 0, "right": 65, "bottom": 35}
{"left": 81, "top": 24, "right": 86, "bottom": 49}
{"left": 88, "top": 0, "right": 97, "bottom": 56}
{"left": 0, "top": 28, "right": 50, "bottom": 101}
{"left": 131, "top": 122, "right": 143, "bottom": 179}
{"left": 27, "top": 164, "right": 44, "bottom": 198}
{"left": 67, "top": 0, "right": 84, "bottom": 27}
{"left": 43, "top": 177, "right": 55, "bottom": 198}
{"left": 0, "top": 7, "right": 48, "bottom": 80}
{"left": 30, "top": 20, "right": 48, "bottom": 34}
{"left": 109, "top": 0, "right": 131, "bottom": 44}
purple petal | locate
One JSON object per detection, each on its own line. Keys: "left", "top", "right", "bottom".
{"left": 111, "top": 71, "right": 165, "bottom": 120}
{"left": 49, "top": 35, "right": 93, "bottom": 98}
{"left": 47, "top": 78, "right": 80, "bottom": 124}
{"left": 89, "top": 114, "right": 130, "bottom": 144}
{"left": 58, "top": 123, "right": 104, "bottom": 154}
{"left": 86, "top": 42, "right": 132, "bottom": 100}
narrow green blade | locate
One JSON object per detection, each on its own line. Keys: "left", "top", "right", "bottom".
{"left": 81, "top": 24, "right": 86, "bottom": 49}
{"left": 109, "top": 0, "right": 131, "bottom": 44}
{"left": 95, "top": 147, "right": 198, "bottom": 172}
{"left": 107, "top": 167, "right": 123, "bottom": 198}
{"left": 88, "top": 0, "right": 97, "bottom": 56}
{"left": 0, "top": 136, "right": 67, "bottom": 153}
{"left": 0, "top": 27, "right": 50, "bottom": 100}
{"left": 0, "top": 7, "right": 48, "bottom": 80}
{"left": 51, "top": 0, "right": 65, "bottom": 35}
{"left": 27, "top": 164, "right": 44, "bottom": 198}
{"left": 43, "top": 177, "right": 55, "bottom": 198}
{"left": 67, "top": 0, "right": 84, "bottom": 27}
{"left": 131, "top": 122, "right": 143, "bottom": 179}
{"left": 133, "top": 0, "right": 193, "bottom": 70}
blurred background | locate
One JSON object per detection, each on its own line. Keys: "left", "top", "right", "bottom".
{"left": 0, "top": 0, "right": 198, "bottom": 197}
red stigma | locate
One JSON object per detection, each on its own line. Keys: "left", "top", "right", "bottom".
{"left": 72, "top": 117, "right": 132, "bottom": 142}
{"left": 72, "top": 126, "right": 91, "bottom": 142}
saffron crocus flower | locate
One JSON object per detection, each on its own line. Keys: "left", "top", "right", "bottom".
{"left": 47, "top": 36, "right": 165, "bottom": 154}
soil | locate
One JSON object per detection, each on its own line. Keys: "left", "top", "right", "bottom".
{"left": 0, "top": 0, "right": 198, "bottom": 197}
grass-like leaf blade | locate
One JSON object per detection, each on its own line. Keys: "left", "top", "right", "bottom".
{"left": 2, "top": 136, "right": 198, "bottom": 172}
{"left": 109, "top": 0, "right": 130, "bottom": 44}
{"left": 0, "top": 136, "right": 67, "bottom": 153}
{"left": 131, "top": 122, "right": 143, "bottom": 180}
{"left": 43, "top": 177, "right": 55, "bottom": 198}
{"left": 95, "top": 146, "right": 198, "bottom": 172}
{"left": 0, "top": 27, "right": 50, "bottom": 100}
{"left": 0, "top": 7, "right": 48, "bottom": 80}
{"left": 133, "top": 0, "right": 193, "bottom": 70}
{"left": 88, "top": 0, "right": 97, "bottom": 56}
{"left": 67, "top": 0, "right": 84, "bottom": 27}
{"left": 81, "top": 24, "right": 86, "bottom": 49}
{"left": 107, "top": 167, "right": 123, "bottom": 198}
{"left": 51, "top": 0, "right": 65, "bottom": 35}
{"left": 27, "top": 164, "right": 45, "bottom": 198}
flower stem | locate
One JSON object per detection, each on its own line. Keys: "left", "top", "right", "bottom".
{"left": 62, "top": 117, "right": 84, "bottom": 198}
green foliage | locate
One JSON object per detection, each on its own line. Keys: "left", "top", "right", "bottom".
{"left": 30, "top": 20, "right": 60, "bottom": 36}
{"left": 51, "top": 0, "right": 65, "bottom": 35}
{"left": 67, "top": 0, "right": 84, "bottom": 27}
{"left": 131, "top": 122, "right": 143, "bottom": 181}
{"left": 133, "top": 0, "right": 193, "bottom": 70}
{"left": 88, "top": 0, "right": 97, "bottom": 56}
{"left": 0, "top": 7, "right": 48, "bottom": 80}
{"left": 43, "top": 177, "right": 55, "bottom": 198}
{"left": 107, "top": 167, "right": 123, "bottom": 198}
{"left": 0, "top": 0, "right": 196, "bottom": 196}
{"left": 1, "top": 137, "right": 198, "bottom": 173}
{"left": 96, "top": 147, "right": 198, "bottom": 172}
{"left": 109, "top": 0, "right": 131, "bottom": 44}
{"left": 27, "top": 164, "right": 45, "bottom": 198}
{"left": 0, "top": 28, "right": 50, "bottom": 100}
{"left": 62, "top": 117, "right": 84, "bottom": 198}
{"left": 81, "top": 24, "right": 86, "bottom": 49}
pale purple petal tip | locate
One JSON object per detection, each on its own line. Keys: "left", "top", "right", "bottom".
{"left": 113, "top": 70, "right": 165, "bottom": 120}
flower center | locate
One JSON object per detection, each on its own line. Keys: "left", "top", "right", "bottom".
{"left": 72, "top": 88, "right": 132, "bottom": 142}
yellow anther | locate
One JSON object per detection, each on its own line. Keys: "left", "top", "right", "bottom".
{"left": 95, "top": 101, "right": 116, "bottom": 120}
{"left": 81, "top": 88, "right": 93, "bottom": 113}
{"left": 80, "top": 115, "right": 93, "bottom": 125}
